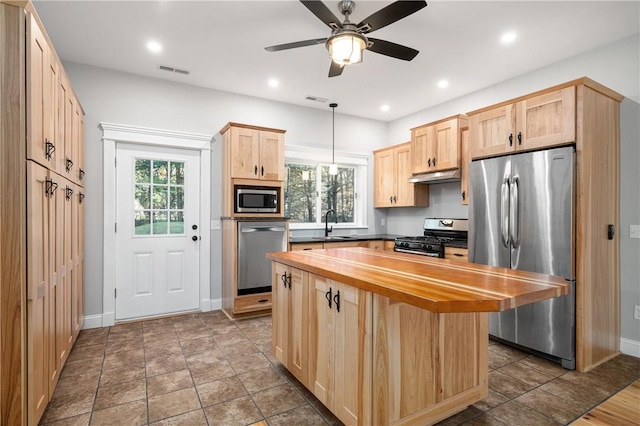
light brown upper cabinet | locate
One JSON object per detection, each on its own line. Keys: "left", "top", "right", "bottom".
{"left": 374, "top": 142, "right": 428, "bottom": 208}
{"left": 221, "top": 123, "right": 285, "bottom": 181}
{"left": 468, "top": 86, "right": 575, "bottom": 159}
{"left": 411, "top": 115, "right": 467, "bottom": 174}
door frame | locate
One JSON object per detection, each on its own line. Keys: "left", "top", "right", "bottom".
{"left": 100, "top": 122, "right": 213, "bottom": 326}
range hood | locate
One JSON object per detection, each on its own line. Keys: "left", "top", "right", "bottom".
{"left": 409, "top": 169, "right": 461, "bottom": 184}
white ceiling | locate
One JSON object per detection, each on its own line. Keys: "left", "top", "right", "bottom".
{"left": 33, "top": 1, "right": 639, "bottom": 121}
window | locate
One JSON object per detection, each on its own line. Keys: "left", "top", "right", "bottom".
{"left": 133, "top": 158, "right": 185, "bottom": 235}
{"left": 284, "top": 145, "right": 368, "bottom": 229}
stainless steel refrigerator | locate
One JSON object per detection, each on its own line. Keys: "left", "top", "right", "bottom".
{"left": 469, "top": 146, "right": 576, "bottom": 370}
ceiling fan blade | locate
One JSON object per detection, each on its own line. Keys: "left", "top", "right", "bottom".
{"left": 300, "top": 0, "right": 343, "bottom": 29}
{"left": 329, "top": 61, "right": 344, "bottom": 78}
{"left": 357, "top": 1, "right": 427, "bottom": 34}
{"left": 367, "top": 38, "right": 419, "bottom": 61}
{"left": 265, "top": 38, "right": 328, "bottom": 52}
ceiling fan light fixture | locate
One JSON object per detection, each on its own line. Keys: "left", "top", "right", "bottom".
{"left": 327, "top": 32, "right": 366, "bottom": 65}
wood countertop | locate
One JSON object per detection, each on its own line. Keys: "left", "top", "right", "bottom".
{"left": 267, "top": 248, "right": 569, "bottom": 313}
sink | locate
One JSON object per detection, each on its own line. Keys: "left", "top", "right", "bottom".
{"left": 311, "top": 236, "right": 358, "bottom": 240}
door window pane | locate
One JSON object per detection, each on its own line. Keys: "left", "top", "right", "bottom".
{"left": 134, "top": 158, "right": 186, "bottom": 236}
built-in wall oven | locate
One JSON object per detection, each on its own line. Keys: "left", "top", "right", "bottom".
{"left": 237, "top": 220, "right": 287, "bottom": 295}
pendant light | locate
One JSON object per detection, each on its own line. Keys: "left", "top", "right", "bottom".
{"left": 329, "top": 102, "right": 338, "bottom": 175}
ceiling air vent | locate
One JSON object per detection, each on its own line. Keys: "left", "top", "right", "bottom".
{"left": 305, "top": 95, "right": 328, "bottom": 103}
{"left": 158, "top": 65, "right": 190, "bottom": 75}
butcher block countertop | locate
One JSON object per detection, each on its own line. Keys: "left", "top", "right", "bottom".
{"left": 267, "top": 247, "right": 569, "bottom": 314}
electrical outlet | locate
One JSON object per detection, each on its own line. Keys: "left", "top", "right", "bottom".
{"left": 381, "top": 218, "right": 386, "bottom": 227}
{"left": 211, "top": 220, "right": 220, "bottom": 230}
{"left": 350, "top": 230, "right": 357, "bottom": 235}
{"left": 630, "top": 225, "right": 640, "bottom": 239}
{"left": 634, "top": 305, "right": 640, "bottom": 320}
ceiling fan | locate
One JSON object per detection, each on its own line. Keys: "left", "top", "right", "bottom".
{"left": 265, "top": 0, "right": 428, "bottom": 77}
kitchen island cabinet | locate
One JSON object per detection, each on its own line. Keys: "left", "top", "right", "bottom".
{"left": 268, "top": 248, "right": 568, "bottom": 425}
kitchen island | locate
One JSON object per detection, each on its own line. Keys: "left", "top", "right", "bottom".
{"left": 267, "top": 248, "right": 568, "bottom": 426}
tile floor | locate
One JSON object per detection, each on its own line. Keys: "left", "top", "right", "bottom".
{"left": 40, "top": 310, "right": 640, "bottom": 426}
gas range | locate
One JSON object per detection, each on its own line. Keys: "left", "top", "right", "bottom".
{"left": 394, "top": 218, "right": 468, "bottom": 257}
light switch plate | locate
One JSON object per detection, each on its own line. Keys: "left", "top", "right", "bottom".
{"left": 211, "top": 220, "right": 220, "bottom": 230}
{"left": 630, "top": 225, "right": 640, "bottom": 239}
{"left": 350, "top": 230, "right": 357, "bottom": 235}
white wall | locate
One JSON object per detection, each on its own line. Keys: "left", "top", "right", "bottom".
{"left": 64, "top": 62, "right": 386, "bottom": 315}
{"left": 384, "top": 34, "right": 640, "bottom": 345}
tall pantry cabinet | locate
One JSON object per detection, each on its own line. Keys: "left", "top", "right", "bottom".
{"left": 1, "top": 2, "right": 85, "bottom": 425}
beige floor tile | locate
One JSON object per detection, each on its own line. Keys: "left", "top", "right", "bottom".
{"left": 209, "top": 323, "right": 240, "bottom": 335}
{"left": 99, "top": 365, "right": 146, "bottom": 388}
{"left": 147, "top": 369, "right": 194, "bottom": 397}
{"left": 149, "top": 409, "right": 208, "bottom": 425}
{"left": 41, "top": 412, "right": 91, "bottom": 425}
{"left": 435, "top": 406, "right": 484, "bottom": 426}
{"left": 176, "top": 326, "right": 212, "bottom": 342}
{"left": 203, "top": 396, "right": 263, "bottom": 425}
{"left": 488, "top": 370, "right": 536, "bottom": 399}
{"left": 472, "top": 388, "right": 510, "bottom": 412}
{"left": 189, "top": 360, "right": 236, "bottom": 386}
{"left": 212, "top": 332, "right": 249, "bottom": 347}
{"left": 459, "top": 414, "right": 509, "bottom": 425}
{"left": 196, "top": 376, "right": 248, "bottom": 407}
{"left": 498, "top": 361, "right": 557, "bottom": 387}
{"left": 89, "top": 399, "right": 147, "bottom": 426}
{"left": 42, "top": 372, "right": 99, "bottom": 423}
{"left": 184, "top": 348, "right": 226, "bottom": 370}
{"left": 67, "top": 343, "right": 106, "bottom": 363}
{"left": 488, "top": 400, "right": 560, "bottom": 425}
{"left": 251, "top": 383, "right": 307, "bottom": 418}
{"left": 105, "top": 339, "right": 144, "bottom": 356}
{"left": 107, "top": 328, "right": 143, "bottom": 343}
{"left": 60, "top": 356, "right": 104, "bottom": 378}
{"left": 228, "top": 352, "right": 271, "bottom": 374}
{"left": 93, "top": 379, "right": 146, "bottom": 410}
{"left": 516, "top": 388, "right": 585, "bottom": 424}
{"left": 267, "top": 404, "right": 328, "bottom": 426}
{"left": 242, "top": 327, "right": 272, "bottom": 341}
{"left": 142, "top": 317, "right": 174, "bottom": 330}
{"left": 146, "top": 353, "right": 187, "bottom": 377}
{"left": 148, "top": 387, "right": 201, "bottom": 422}
{"left": 238, "top": 365, "right": 287, "bottom": 393}
{"left": 144, "top": 340, "right": 183, "bottom": 361}
{"left": 103, "top": 348, "right": 145, "bottom": 371}
{"left": 219, "top": 340, "right": 261, "bottom": 358}
{"left": 179, "top": 336, "right": 218, "bottom": 355}
{"left": 143, "top": 330, "right": 179, "bottom": 347}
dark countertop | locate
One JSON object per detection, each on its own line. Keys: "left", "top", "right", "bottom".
{"left": 289, "top": 234, "right": 402, "bottom": 244}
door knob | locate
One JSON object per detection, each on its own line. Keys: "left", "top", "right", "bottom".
{"left": 192, "top": 236, "right": 198, "bottom": 241}
{"left": 192, "top": 224, "right": 198, "bottom": 230}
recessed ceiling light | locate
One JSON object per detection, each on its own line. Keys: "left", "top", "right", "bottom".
{"left": 380, "top": 104, "right": 390, "bottom": 112}
{"left": 501, "top": 32, "right": 517, "bottom": 45}
{"left": 146, "top": 41, "right": 162, "bottom": 53}
{"left": 437, "top": 80, "right": 449, "bottom": 89}
{"left": 268, "top": 78, "right": 279, "bottom": 88}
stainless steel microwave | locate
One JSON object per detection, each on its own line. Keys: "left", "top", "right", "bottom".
{"left": 234, "top": 186, "right": 279, "bottom": 213}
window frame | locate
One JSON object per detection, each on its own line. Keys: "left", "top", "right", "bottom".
{"left": 285, "top": 145, "right": 368, "bottom": 230}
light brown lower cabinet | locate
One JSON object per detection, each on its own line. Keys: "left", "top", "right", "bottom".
{"left": 444, "top": 246, "right": 468, "bottom": 261}
{"left": 272, "top": 263, "right": 487, "bottom": 425}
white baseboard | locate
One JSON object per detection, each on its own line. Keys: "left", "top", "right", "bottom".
{"left": 200, "top": 298, "right": 222, "bottom": 312}
{"left": 82, "top": 314, "right": 104, "bottom": 330}
{"left": 620, "top": 338, "right": 640, "bottom": 358}
{"left": 211, "top": 298, "right": 222, "bottom": 310}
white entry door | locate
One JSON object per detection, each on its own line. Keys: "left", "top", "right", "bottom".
{"left": 115, "top": 143, "right": 201, "bottom": 320}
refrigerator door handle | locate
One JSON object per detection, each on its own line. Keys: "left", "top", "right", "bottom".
{"left": 510, "top": 176, "right": 520, "bottom": 247}
{"left": 501, "top": 178, "right": 510, "bottom": 247}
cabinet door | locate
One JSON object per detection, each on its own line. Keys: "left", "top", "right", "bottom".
{"left": 516, "top": 86, "right": 575, "bottom": 151}
{"left": 411, "top": 125, "right": 435, "bottom": 174}
{"left": 334, "top": 283, "right": 370, "bottom": 426}
{"left": 48, "top": 172, "right": 64, "bottom": 397}
{"left": 272, "top": 263, "right": 289, "bottom": 366}
{"left": 77, "top": 109, "right": 85, "bottom": 185}
{"left": 27, "top": 14, "right": 58, "bottom": 171}
{"left": 259, "top": 131, "right": 284, "bottom": 180}
{"left": 394, "top": 144, "right": 415, "bottom": 207}
{"left": 469, "top": 104, "right": 516, "bottom": 159}
{"left": 369, "top": 240, "right": 384, "bottom": 251}
{"left": 63, "top": 182, "right": 74, "bottom": 355}
{"left": 373, "top": 147, "right": 394, "bottom": 207}
{"left": 229, "top": 127, "right": 260, "bottom": 179}
{"left": 27, "top": 162, "right": 50, "bottom": 424}
{"left": 58, "top": 74, "right": 73, "bottom": 180}
{"left": 288, "top": 268, "right": 308, "bottom": 385}
{"left": 444, "top": 246, "right": 468, "bottom": 261}
{"left": 460, "top": 128, "right": 469, "bottom": 205}
{"left": 308, "top": 274, "right": 335, "bottom": 409}
{"left": 71, "top": 187, "right": 85, "bottom": 340}
{"left": 433, "top": 118, "right": 459, "bottom": 171}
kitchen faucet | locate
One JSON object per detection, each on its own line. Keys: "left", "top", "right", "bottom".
{"left": 324, "top": 209, "right": 337, "bottom": 237}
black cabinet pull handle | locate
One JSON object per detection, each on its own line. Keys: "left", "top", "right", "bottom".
{"left": 78, "top": 192, "right": 85, "bottom": 204}
{"left": 517, "top": 132, "right": 522, "bottom": 145}
{"left": 254, "top": 165, "right": 258, "bottom": 175}
{"left": 261, "top": 166, "right": 264, "bottom": 176}
{"left": 65, "top": 157, "right": 73, "bottom": 173}
{"left": 325, "top": 287, "right": 332, "bottom": 309}
{"left": 79, "top": 169, "right": 85, "bottom": 180}
{"left": 65, "top": 186, "right": 73, "bottom": 201}
{"left": 281, "top": 272, "right": 287, "bottom": 288}
{"left": 509, "top": 133, "right": 513, "bottom": 146}
{"left": 258, "top": 299, "right": 269, "bottom": 303}
{"left": 433, "top": 158, "right": 437, "bottom": 167}
{"left": 393, "top": 196, "right": 397, "bottom": 203}
{"left": 462, "top": 191, "right": 466, "bottom": 201}
{"left": 389, "top": 196, "right": 393, "bottom": 203}
{"left": 45, "top": 178, "right": 58, "bottom": 197}
{"left": 427, "top": 158, "right": 431, "bottom": 167}
{"left": 607, "top": 224, "right": 615, "bottom": 240}
{"left": 333, "top": 290, "right": 340, "bottom": 313}
{"left": 287, "top": 274, "right": 291, "bottom": 289}
{"left": 45, "top": 139, "right": 55, "bottom": 160}
{"left": 454, "top": 253, "right": 464, "bottom": 257}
